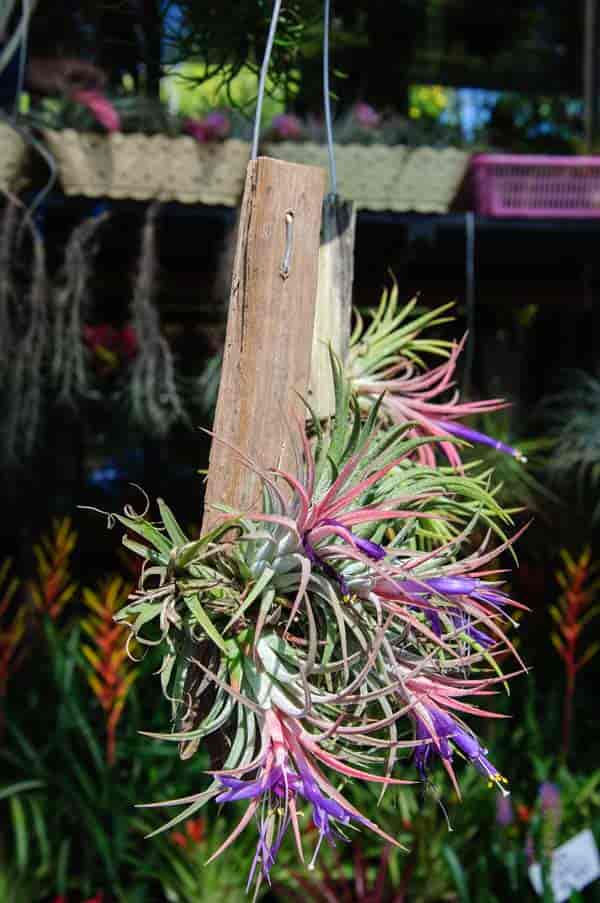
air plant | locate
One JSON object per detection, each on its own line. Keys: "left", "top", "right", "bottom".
{"left": 348, "top": 284, "right": 526, "bottom": 468}
{"left": 0, "top": 199, "right": 19, "bottom": 380}
{"left": 28, "top": 517, "right": 78, "bottom": 622}
{"left": 81, "top": 576, "right": 137, "bottom": 765}
{"left": 126, "top": 202, "right": 188, "bottom": 437}
{"left": 2, "top": 206, "right": 48, "bottom": 464}
{"left": 550, "top": 548, "right": 600, "bottom": 758}
{"left": 51, "top": 213, "right": 109, "bottom": 406}
{"left": 99, "top": 344, "right": 527, "bottom": 894}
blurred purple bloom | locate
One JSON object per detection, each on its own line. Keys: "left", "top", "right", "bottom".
{"left": 184, "top": 111, "right": 230, "bottom": 143}
{"left": 538, "top": 782, "right": 561, "bottom": 814}
{"left": 202, "top": 111, "right": 230, "bottom": 138}
{"left": 354, "top": 101, "right": 381, "bottom": 128}
{"left": 496, "top": 794, "right": 514, "bottom": 826}
{"left": 271, "top": 113, "right": 303, "bottom": 140}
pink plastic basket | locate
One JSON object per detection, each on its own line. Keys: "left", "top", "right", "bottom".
{"left": 471, "top": 153, "right": 600, "bottom": 218}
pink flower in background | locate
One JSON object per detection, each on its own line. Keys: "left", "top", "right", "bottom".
{"left": 202, "top": 111, "right": 230, "bottom": 138}
{"left": 271, "top": 112, "right": 303, "bottom": 140}
{"left": 71, "top": 89, "right": 120, "bottom": 132}
{"left": 354, "top": 101, "right": 381, "bottom": 128}
{"left": 184, "top": 111, "right": 230, "bottom": 143}
{"left": 184, "top": 119, "right": 209, "bottom": 143}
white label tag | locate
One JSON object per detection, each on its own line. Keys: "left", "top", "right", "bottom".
{"left": 529, "top": 829, "right": 600, "bottom": 902}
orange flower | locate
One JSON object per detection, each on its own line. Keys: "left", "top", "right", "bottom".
{"left": 170, "top": 818, "right": 206, "bottom": 850}
{"left": 516, "top": 803, "right": 532, "bottom": 823}
{"left": 81, "top": 576, "right": 137, "bottom": 765}
{"left": 29, "top": 518, "right": 78, "bottom": 620}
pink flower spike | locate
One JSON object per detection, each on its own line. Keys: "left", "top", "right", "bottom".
{"left": 71, "top": 90, "right": 120, "bottom": 132}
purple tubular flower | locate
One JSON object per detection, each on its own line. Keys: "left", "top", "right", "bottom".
{"left": 303, "top": 519, "right": 385, "bottom": 596}
{"left": 496, "top": 794, "right": 514, "bottom": 826}
{"left": 217, "top": 759, "right": 361, "bottom": 879}
{"left": 413, "top": 706, "right": 508, "bottom": 794}
{"left": 322, "top": 519, "right": 386, "bottom": 561}
{"left": 426, "top": 576, "right": 479, "bottom": 595}
{"left": 434, "top": 419, "right": 526, "bottom": 461}
{"left": 450, "top": 613, "right": 495, "bottom": 648}
{"left": 401, "top": 575, "right": 509, "bottom": 610}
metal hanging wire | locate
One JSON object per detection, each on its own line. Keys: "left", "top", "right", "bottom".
{"left": 250, "top": 0, "right": 284, "bottom": 160}
{"left": 250, "top": 0, "right": 338, "bottom": 196}
{"left": 462, "top": 210, "right": 476, "bottom": 394}
{"left": 322, "top": 0, "right": 337, "bottom": 196}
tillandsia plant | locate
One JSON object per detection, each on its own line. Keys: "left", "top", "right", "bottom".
{"left": 2, "top": 206, "right": 48, "bottom": 464}
{"left": 347, "top": 284, "right": 526, "bottom": 468}
{"left": 99, "top": 344, "right": 528, "bottom": 895}
{"left": 51, "top": 212, "right": 110, "bottom": 407}
{"left": 126, "top": 202, "right": 188, "bottom": 438}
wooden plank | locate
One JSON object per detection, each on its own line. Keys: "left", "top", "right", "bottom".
{"left": 202, "top": 156, "right": 325, "bottom": 530}
{"left": 308, "top": 196, "right": 356, "bottom": 417}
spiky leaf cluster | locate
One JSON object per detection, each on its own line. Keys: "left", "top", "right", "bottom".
{"left": 107, "top": 347, "right": 523, "bottom": 887}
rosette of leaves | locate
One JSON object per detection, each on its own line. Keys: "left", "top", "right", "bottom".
{"left": 105, "top": 349, "right": 524, "bottom": 892}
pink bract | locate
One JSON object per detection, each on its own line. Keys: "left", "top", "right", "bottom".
{"left": 72, "top": 89, "right": 120, "bottom": 132}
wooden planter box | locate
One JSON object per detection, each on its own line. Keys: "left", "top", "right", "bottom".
{"left": 43, "top": 130, "right": 250, "bottom": 205}
{"left": 262, "top": 142, "right": 470, "bottom": 212}
{"left": 0, "top": 123, "right": 27, "bottom": 192}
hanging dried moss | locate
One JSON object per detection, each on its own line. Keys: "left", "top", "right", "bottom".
{"left": 127, "top": 202, "right": 188, "bottom": 437}
{"left": 51, "top": 211, "right": 109, "bottom": 407}
{"left": 0, "top": 199, "right": 19, "bottom": 380}
{"left": 2, "top": 209, "right": 48, "bottom": 464}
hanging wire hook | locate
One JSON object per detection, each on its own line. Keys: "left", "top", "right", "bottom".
{"left": 250, "top": 0, "right": 284, "bottom": 161}
{"left": 323, "top": 0, "right": 337, "bottom": 196}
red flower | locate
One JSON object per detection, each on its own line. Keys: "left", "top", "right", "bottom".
{"left": 517, "top": 803, "right": 532, "bottom": 824}
{"left": 170, "top": 818, "right": 206, "bottom": 850}
{"left": 83, "top": 324, "right": 138, "bottom": 370}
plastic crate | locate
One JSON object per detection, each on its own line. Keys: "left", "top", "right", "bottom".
{"left": 471, "top": 153, "right": 600, "bottom": 218}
